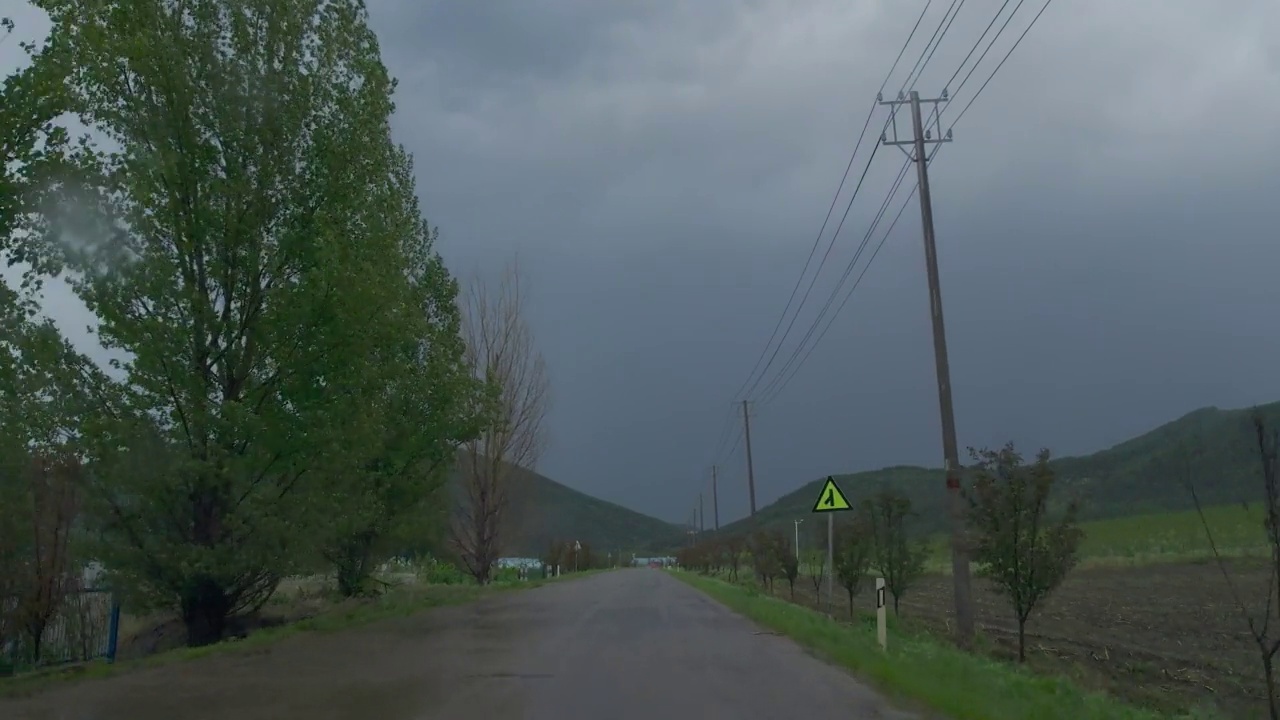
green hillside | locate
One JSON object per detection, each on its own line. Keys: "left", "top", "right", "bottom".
{"left": 472, "top": 466, "right": 686, "bottom": 557}
{"left": 718, "top": 401, "right": 1280, "bottom": 539}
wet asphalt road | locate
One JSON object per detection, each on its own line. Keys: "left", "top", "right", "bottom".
{"left": 5, "top": 569, "right": 922, "bottom": 720}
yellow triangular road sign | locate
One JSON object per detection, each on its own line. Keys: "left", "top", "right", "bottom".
{"left": 811, "top": 476, "right": 852, "bottom": 513}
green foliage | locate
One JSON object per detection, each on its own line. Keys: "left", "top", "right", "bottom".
{"left": 0, "top": 0, "right": 481, "bottom": 648}
{"left": 861, "top": 488, "right": 927, "bottom": 614}
{"left": 0, "top": 236, "right": 104, "bottom": 666}
{"left": 0, "top": 0, "right": 666, "bottom": 663}
{"left": 491, "top": 566, "right": 521, "bottom": 583}
{"left": 965, "top": 444, "right": 1083, "bottom": 662}
{"left": 416, "top": 557, "right": 469, "bottom": 586}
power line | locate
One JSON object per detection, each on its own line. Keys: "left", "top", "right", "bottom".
{"left": 916, "top": 0, "right": 970, "bottom": 88}
{"left": 728, "top": 0, "right": 936, "bottom": 404}
{"left": 901, "top": 0, "right": 965, "bottom": 92}
{"left": 711, "top": 0, "right": 1059, "bottom": 461}
{"left": 950, "top": 0, "right": 1031, "bottom": 99}
{"left": 738, "top": 140, "right": 882, "bottom": 401}
{"left": 951, "top": 0, "right": 1057, "bottom": 127}
{"left": 756, "top": 0, "right": 1057, "bottom": 404}
{"left": 708, "top": 404, "right": 738, "bottom": 464}
{"left": 756, "top": 156, "right": 915, "bottom": 403}
{"left": 747, "top": 0, "right": 972, "bottom": 403}
{"left": 725, "top": 427, "right": 744, "bottom": 463}
{"left": 943, "top": 0, "right": 1014, "bottom": 92}
{"left": 760, "top": 146, "right": 945, "bottom": 405}
{"left": 911, "top": 0, "right": 1035, "bottom": 150}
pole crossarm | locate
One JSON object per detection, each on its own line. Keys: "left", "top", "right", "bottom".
{"left": 878, "top": 90, "right": 953, "bottom": 158}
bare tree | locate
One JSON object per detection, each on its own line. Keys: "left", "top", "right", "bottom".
{"left": 723, "top": 534, "right": 745, "bottom": 583}
{"left": 1190, "top": 413, "right": 1280, "bottom": 719}
{"left": 779, "top": 539, "right": 799, "bottom": 599}
{"left": 451, "top": 261, "right": 550, "bottom": 585}
{"left": 804, "top": 548, "right": 825, "bottom": 595}
{"left": 750, "top": 530, "right": 782, "bottom": 592}
{"left": 11, "top": 453, "right": 81, "bottom": 665}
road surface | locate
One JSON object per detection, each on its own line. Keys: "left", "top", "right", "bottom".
{"left": 4, "top": 569, "right": 925, "bottom": 720}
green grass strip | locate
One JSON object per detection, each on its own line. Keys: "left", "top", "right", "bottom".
{"left": 674, "top": 571, "right": 1203, "bottom": 720}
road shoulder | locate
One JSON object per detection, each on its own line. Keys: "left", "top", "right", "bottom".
{"left": 672, "top": 571, "right": 1176, "bottom": 720}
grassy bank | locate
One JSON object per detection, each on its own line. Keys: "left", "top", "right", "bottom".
{"left": 674, "top": 571, "right": 1207, "bottom": 720}
{"left": 0, "top": 569, "right": 606, "bottom": 699}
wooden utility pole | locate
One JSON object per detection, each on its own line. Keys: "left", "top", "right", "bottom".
{"left": 741, "top": 400, "right": 758, "bottom": 516}
{"left": 878, "top": 88, "right": 974, "bottom": 649}
{"left": 699, "top": 492, "right": 705, "bottom": 533}
{"left": 711, "top": 465, "right": 720, "bottom": 531}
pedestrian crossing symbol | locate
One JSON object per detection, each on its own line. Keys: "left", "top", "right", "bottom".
{"left": 811, "top": 476, "right": 852, "bottom": 513}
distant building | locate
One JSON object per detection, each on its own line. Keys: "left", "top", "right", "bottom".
{"left": 631, "top": 556, "right": 676, "bottom": 568}
{"left": 494, "top": 557, "right": 543, "bottom": 571}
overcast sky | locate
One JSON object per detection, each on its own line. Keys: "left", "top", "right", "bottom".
{"left": 4, "top": 1, "right": 1279, "bottom": 525}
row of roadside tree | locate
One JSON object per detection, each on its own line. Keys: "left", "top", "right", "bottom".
{"left": 676, "top": 444, "right": 1084, "bottom": 663}
{"left": 0, "top": 0, "right": 547, "bottom": 662}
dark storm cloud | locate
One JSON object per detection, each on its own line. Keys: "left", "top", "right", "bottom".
{"left": 6, "top": 1, "right": 1278, "bottom": 523}
{"left": 357, "top": 0, "right": 1280, "bottom": 523}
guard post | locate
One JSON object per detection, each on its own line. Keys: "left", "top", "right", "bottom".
{"left": 876, "top": 577, "right": 887, "bottom": 651}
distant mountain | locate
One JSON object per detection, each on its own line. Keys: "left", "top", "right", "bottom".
{"left": 475, "top": 465, "right": 687, "bottom": 557}
{"left": 718, "top": 401, "right": 1280, "bottom": 539}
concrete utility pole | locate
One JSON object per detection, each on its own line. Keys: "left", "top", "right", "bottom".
{"left": 878, "top": 88, "right": 974, "bottom": 649}
{"left": 711, "top": 465, "right": 721, "bottom": 531}
{"left": 741, "top": 400, "right": 758, "bottom": 516}
{"left": 699, "top": 493, "right": 705, "bottom": 534}
{"left": 793, "top": 519, "right": 804, "bottom": 561}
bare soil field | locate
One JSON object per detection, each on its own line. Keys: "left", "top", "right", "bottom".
{"left": 766, "top": 560, "right": 1269, "bottom": 719}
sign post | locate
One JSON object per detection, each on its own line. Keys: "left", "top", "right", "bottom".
{"left": 810, "top": 476, "right": 853, "bottom": 616}
{"left": 826, "top": 514, "right": 833, "bottom": 612}
{"left": 876, "top": 577, "right": 887, "bottom": 650}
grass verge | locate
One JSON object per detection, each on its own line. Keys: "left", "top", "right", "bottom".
{"left": 0, "top": 569, "right": 607, "bottom": 699}
{"left": 924, "top": 503, "right": 1267, "bottom": 574}
{"left": 673, "top": 571, "right": 1206, "bottom": 720}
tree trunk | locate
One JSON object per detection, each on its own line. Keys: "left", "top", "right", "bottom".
{"left": 1264, "top": 652, "right": 1278, "bottom": 720}
{"left": 847, "top": 587, "right": 854, "bottom": 618}
{"left": 335, "top": 532, "right": 376, "bottom": 597}
{"left": 336, "top": 564, "right": 363, "bottom": 597}
{"left": 1017, "top": 615, "right": 1028, "bottom": 663}
{"left": 892, "top": 593, "right": 900, "bottom": 616}
{"left": 181, "top": 575, "right": 231, "bottom": 647}
{"left": 24, "top": 620, "right": 45, "bottom": 665}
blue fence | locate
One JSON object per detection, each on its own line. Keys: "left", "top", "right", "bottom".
{"left": 2, "top": 588, "right": 120, "bottom": 673}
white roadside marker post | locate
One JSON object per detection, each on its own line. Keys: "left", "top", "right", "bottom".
{"left": 876, "top": 577, "right": 887, "bottom": 651}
